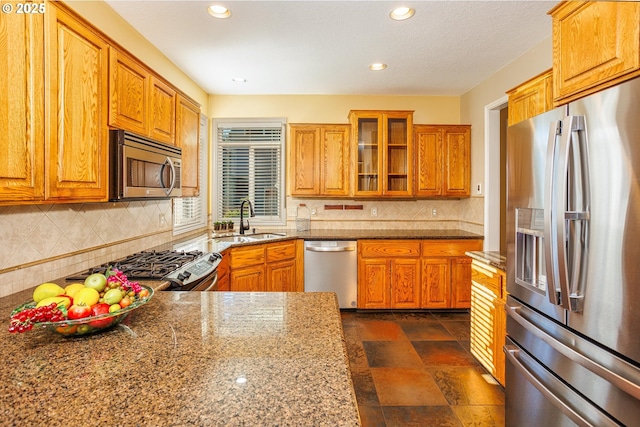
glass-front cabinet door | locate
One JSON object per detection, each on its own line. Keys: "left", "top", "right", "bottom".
{"left": 349, "top": 110, "right": 413, "bottom": 197}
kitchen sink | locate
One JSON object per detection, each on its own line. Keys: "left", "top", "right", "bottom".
{"left": 245, "top": 233, "right": 286, "bottom": 240}
{"left": 214, "top": 232, "right": 286, "bottom": 244}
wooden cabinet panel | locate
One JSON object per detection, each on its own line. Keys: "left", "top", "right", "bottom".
{"left": 289, "top": 124, "right": 350, "bottom": 196}
{"left": 414, "top": 126, "right": 442, "bottom": 197}
{"left": 46, "top": 4, "right": 109, "bottom": 201}
{"left": 360, "top": 240, "right": 420, "bottom": 258}
{"left": 414, "top": 125, "right": 470, "bottom": 198}
{"left": 266, "top": 260, "right": 297, "bottom": 292}
{"left": 266, "top": 241, "right": 296, "bottom": 263}
{"left": 149, "top": 77, "right": 176, "bottom": 145}
{"left": 421, "top": 240, "right": 482, "bottom": 257}
{"left": 176, "top": 94, "right": 200, "bottom": 197}
{"left": 290, "top": 125, "right": 320, "bottom": 195}
{"left": 470, "top": 261, "right": 507, "bottom": 386}
{"left": 0, "top": 6, "right": 45, "bottom": 203}
{"left": 391, "top": 259, "right": 420, "bottom": 309}
{"left": 230, "top": 264, "right": 265, "bottom": 292}
{"left": 230, "top": 245, "right": 265, "bottom": 268}
{"left": 358, "top": 259, "right": 390, "bottom": 309}
{"left": 451, "top": 257, "right": 472, "bottom": 308}
{"left": 442, "top": 126, "right": 471, "bottom": 197}
{"left": 229, "top": 240, "right": 302, "bottom": 292}
{"left": 109, "top": 48, "right": 148, "bottom": 135}
{"left": 550, "top": 1, "right": 640, "bottom": 104}
{"left": 506, "top": 69, "right": 553, "bottom": 126}
{"left": 321, "top": 126, "right": 350, "bottom": 196}
{"left": 421, "top": 258, "right": 451, "bottom": 309}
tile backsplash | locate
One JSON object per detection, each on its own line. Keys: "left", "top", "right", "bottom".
{"left": 0, "top": 196, "right": 484, "bottom": 297}
{"left": 0, "top": 201, "right": 174, "bottom": 297}
{"left": 285, "top": 196, "right": 484, "bottom": 234}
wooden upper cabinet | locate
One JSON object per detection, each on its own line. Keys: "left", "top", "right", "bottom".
{"left": 290, "top": 125, "right": 320, "bottom": 195}
{"left": 0, "top": 6, "right": 45, "bottom": 204}
{"left": 46, "top": 3, "right": 109, "bottom": 202}
{"left": 550, "top": 1, "right": 640, "bottom": 104}
{"left": 414, "top": 126, "right": 442, "bottom": 197}
{"left": 289, "top": 124, "right": 350, "bottom": 196}
{"left": 176, "top": 94, "right": 201, "bottom": 197}
{"left": 350, "top": 110, "right": 413, "bottom": 197}
{"left": 414, "top": 125, "right": 470, "bottom": 198}
{"left": 149, "top": 77, "right": 176, "bottom": 144}
{"left": 506, "top": 69, "right": 553, "bottom": 126}
{"left": 442, "top": 126, "right": 471, "bottom": 197}
{"left": 109, "top": 48, "right": 149, "bottom": 135}
{"left": 109, "top": 48, "right": 177, "bottom": 145}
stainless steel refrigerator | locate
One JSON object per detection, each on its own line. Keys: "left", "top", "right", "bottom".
{"left": 506, "top": 76, "right": 640, "bottom": 426}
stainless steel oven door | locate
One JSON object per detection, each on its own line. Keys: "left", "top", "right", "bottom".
{"left": 188, "top": 271, "right": 218, "bottom": 291}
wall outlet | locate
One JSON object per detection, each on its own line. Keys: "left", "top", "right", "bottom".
{"left": 371, "top": 207, "right": 378, "bottom": 216}
{"left": 476, "top": 183, "right": 482, "bottom": 195}
{"left": 159, "top": 213, "right": 167, "bottom": 228}
{"left": 432, "top": 209, "right": 437, "bottom": 217}
{"left": 311, "top": 208, "right": 317, "bottom": 215}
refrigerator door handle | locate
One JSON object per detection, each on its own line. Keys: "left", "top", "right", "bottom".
{"left": 506, "top": 302, "right": 640, "bottom": 400}
{"left": 544, "top": 120, "right": 562, "bottom": 306}
{"left": 554, "top": 115, "right": 575, "bottom": 310}
{"left": 504, "top": 344, "right": 617, "bottom": 427}
{"left": 564, "top": 115, "right": 590, "bottom": 313}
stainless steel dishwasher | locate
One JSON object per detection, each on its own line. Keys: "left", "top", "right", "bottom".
{"left": 304, "top": 241, "right": 357, "bottom": 309}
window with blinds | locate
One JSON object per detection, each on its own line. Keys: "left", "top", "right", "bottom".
{"left": 214, "top": 119, "right": 286, "bottom": 226}
{"left": 173, "top": 114, "right": 208, "bottom": 235}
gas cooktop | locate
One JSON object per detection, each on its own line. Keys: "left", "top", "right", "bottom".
{"left": 65, "top": 249, "right": 205, "bottom": 281}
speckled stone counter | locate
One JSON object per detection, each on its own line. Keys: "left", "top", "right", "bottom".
{"left": 0, "top": 291, "right": 360, "bottom": 427}
{"left": 465, "top": 251, "right": 506, "bottom": 271}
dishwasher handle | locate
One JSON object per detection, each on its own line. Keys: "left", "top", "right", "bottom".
{"left": 305, "top": 245, "right": 355, "bottom": 252}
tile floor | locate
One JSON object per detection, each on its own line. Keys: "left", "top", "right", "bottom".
{"left": 341, "top": 310, "right": 505, "bottom": 427}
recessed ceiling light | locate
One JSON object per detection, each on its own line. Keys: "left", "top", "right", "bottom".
{"left": 232, "top": 77, "right": 247, "bottom": 83}
{"left": 369, "top": 63, "right": 387, "bottom": 71}
{"left": 389, "top": 7, "right": 415, "bottom": 21}
{"left": 207, "top": 4, "right": 231, "bottom": 19}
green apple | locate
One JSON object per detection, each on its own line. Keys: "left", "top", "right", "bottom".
{"left": 84, "top": 273, "right": 107, "bottom": 292}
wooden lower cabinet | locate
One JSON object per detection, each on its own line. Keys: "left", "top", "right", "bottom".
{"left": 421, "top": 258, "right": 450, "bottom": 308}
{"left": 228, "top": 240, "right": 302, "bottom": 292}
{"left": 358, "top": 241, "right": 421, "bottom": 309}
{"left": 470, "top": 259, "right": 507, "bottom": 386}
{"left": 231, "top": 264, "right": 265, "bottom": 292}
{"left": 358, "top": 239, "right": 481, "bottom": 309}
{"left": 215, "top": 249, "right": 230, "bottom": 291}
{"left": 420, "top": 240, "right": 482, "bottom": 309}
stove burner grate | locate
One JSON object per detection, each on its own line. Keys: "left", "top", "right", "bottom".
{"left": 66, "top": 249, "right": 204, "bottom": 281}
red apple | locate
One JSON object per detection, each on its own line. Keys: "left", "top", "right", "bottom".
{"left": 89, "top": 303, "right": 113, "bottom": 328}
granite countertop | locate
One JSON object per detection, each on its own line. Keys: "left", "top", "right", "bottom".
{"left": 171, "top": 228, "right": 484, "bottom": 254}
{"left": 466, "top": 251, "right": 506, "bottom": 271}
{"left": 0, "top": 290, "right": 360, "bottom": 427}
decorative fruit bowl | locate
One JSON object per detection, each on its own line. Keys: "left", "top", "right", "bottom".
{"left": 10, "top": 285, "right": 154, "bottom": 337}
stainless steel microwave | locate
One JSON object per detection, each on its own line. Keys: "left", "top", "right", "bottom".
{"left": 109, "top": 130, "right": 182, "bottom": 201}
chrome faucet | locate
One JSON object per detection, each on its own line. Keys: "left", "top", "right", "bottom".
{"left": 239, "top": 199, "right": 255, "bottom": 235}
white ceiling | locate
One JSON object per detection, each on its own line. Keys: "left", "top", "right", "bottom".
{"left": 104, "top": 0, "right": 556, "bottom": 96}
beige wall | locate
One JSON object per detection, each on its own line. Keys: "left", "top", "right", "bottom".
{"left": 208, "top": 95, "right": 461, "bottom": 124}
{"left": 460, "top": 36, "right": 552, "bottom": 189}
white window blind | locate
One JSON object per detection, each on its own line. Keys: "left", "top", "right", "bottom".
{"left": 214, "top": 119, "right": 286, "bottom": 226}
{"left": 173, "top": 114, "right": 208, "bottom": 234}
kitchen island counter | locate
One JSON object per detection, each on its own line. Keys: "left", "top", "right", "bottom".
{"left": 0, "top": 291, "right": 360, "bottom": 426}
